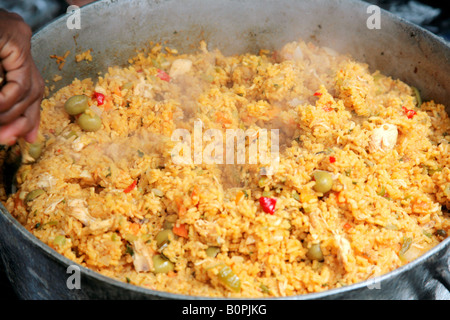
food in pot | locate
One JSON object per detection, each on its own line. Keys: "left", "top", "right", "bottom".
{"left": 3, "top": 39, "right": 449, "bottom": 297}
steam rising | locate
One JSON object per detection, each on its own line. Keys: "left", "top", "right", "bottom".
{"left": 69, "top": 40, "right": 351, "bottom": 194}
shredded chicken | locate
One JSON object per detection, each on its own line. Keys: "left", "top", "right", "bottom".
{"left": 37, "top": 173, "right": 57, "bottom": 189}
{"left": 169, "top": 58, "right": 192, "bottom": 79}
{"left": 132, "top": 240, "right": 153, "bottom": 272}
{"left": 369, "top": 123, "right": 398, "bottom": 153}
{"left": 334, "top": 234, "right": 352, "bottom": 271}
{"left": 67, "top": 199, "right": 114, "bottom": 231}
{"left": 133, "top": 78, "right": 153, "bottom": 98}
{"left": 194, "top": 219, "right": 221, "bottom": 245}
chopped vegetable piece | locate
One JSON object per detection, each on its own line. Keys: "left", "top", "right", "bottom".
{"left": 206, "top": 246, "right": 220, "bottom": 258}
{"left": 260, "top": 283, "right": 271, "bottom": 294}
{"left": 129, "top": 222, "right": 140, "bottom": 235}
{"left": 262, "top": 190, "right": 272, "bottom": 197}
{"left": 163, "top": 219, "right": 174, "bottom": 230}
{"left": 329, "top": 156, "right": 336, "bottom": 163}
{"left": 343, "top": 223, "right": 352, "bottom": 231}
{"left": 156, "top": 229, "right": 174, "bottom": 248}
{"left": 173, "top": 223, "right": 189, "bottom": 238}
{"left": 235, "top": 191, "right": 245, "bottom": 204}
{"left": 259, "top": 197, "right": 277, "bottom": 214}
{"left": 53, "top": 235, "right": 66, "bottom": 246}
{"left": 156, "top": 69, "right": 171, "bottom": 82}
{"left": 175, "top": 198, "right": 186, "bottom": 216}
{"left": 25, "top": 189, "right": 45, "bottom": 202}
{"left": 123, "top": 180, "right": 137, "bottom": 193}
{"left": 94, "top": 92, "right": 105, "bottom": 105}
{"left": 402, "top": 106, "right": 417, "bottom": 119}
{"left": 125, "top": 243, "right": 134, "bottom": 256}
{"left": 377, "top": 186, "right": 386, "bottom": 197}
{"left": 412, "top": 86, "right": 422, "bottom": 107}
{"left": 218, "top": 265, "right": 241, "bottom": 292}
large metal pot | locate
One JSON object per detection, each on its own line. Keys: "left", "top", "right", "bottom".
{"left": 0, "top": 0, "right": 449, "bottom": 299}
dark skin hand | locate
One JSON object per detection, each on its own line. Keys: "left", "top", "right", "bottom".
{"left": 0, "top": 9, "right": 44, "bottom": 145}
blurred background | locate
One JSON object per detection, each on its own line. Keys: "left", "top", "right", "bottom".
{"left": 0, "top": 0, "right": 449, "bottom": 299}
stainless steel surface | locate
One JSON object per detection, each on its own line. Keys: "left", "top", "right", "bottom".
{"left": 0, "top": 0, "right": 449, "bottom": 299}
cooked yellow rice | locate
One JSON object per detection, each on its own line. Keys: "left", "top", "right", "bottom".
{"left": 4, "top": 39, "right": 450, "bottom": 297}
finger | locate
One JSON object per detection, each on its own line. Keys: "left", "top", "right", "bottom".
{"left": 0, "top": 75, "right": 42, "bottom": 125}
{"left": 0, "top": 93, "right": 32, "bottom": 124}
{"left": 0, "top": 116, "right": 30, "bottom": 145}
{"left": 0, "top": 80, "right": 23, "bottom": 113}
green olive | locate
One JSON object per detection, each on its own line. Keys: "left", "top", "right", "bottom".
{"left": 25, "top": 189, "right": 45, "bottom": 202}
{"left": 206, "top": 246, "right": 220, "bottom": 258}
{"left": 163, "top": 220, "right": 174, "bottom": 230}
{"left": 306, "top": 243, "right": 324, "bottom": 261}
{"left": 155, "top": 229, "right": 174, "bottom": 248}
{"left": 152, "top": 254, "right": 174, "bottom": 274}
{"left": 218, "top": 265, "right": 241, "bottom": 292}
{"left": 64, "top": 95, "right": 89, "bottom": 115}
{"left": 312, "top": 170, "right": 333, "bottom": 193}
{"left": 28, "top": 142, "right": 43, "bottom": 160}
{"left": 77, "top": 112, "right": 102, "bottom": 132}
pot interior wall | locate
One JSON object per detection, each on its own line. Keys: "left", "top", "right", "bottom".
{"left": 33, "top": 0, "right": 450, "bottom": 112}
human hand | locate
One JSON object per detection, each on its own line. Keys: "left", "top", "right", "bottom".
{"left": 0, "top": 10, "right": 44, "bottom": 145}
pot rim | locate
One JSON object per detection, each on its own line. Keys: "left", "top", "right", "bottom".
{"left": 3, "top": 0, "right": 449, "bottom": 300}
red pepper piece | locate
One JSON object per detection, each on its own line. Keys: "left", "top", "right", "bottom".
{"left": 156, "top": 69, "right": 171, "bottom": 82}
{"left": 259, "top": 197, "right": 277, "bottom": 214}
{"left": 402, "top": 106, "right": 417, "bottom": 119}
{"left": 329, "top": 156, "right": 336, "bottom": 163}
{"left": 123, "top": 180, "right": 137, "bottom": 193}
{"left": 313, "top": 92, "right": 322, "bottom": 96}
{"left": 94, "top": 92, "right": 105, "bottom": 105}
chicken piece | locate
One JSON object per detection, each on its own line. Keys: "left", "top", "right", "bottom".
{"left": 194, "top": 219, "right": 221, "bottom": 246}
{"left": 169, "top": 58, "right": 192, "bottom": 79}
{"left": 36, "top": 173, "right": 57, "bottom": 189}
{"left": 132, "top": 240, "right": 153, "bottom": 273}
{"left": 368, "top": 123, "right": 398, "bottom": 153}
{"left": 133, "top": 78, "right": 153, "bottom": 99}
{"left": 67, "top": 199, "right": 114, "bottom": 232}
{"left": 334, "top": 234, "right": 352, "bottom": 271}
